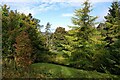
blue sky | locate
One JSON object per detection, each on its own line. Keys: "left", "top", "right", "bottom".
{"left": 1, "top": 0, "right": 115, "bottom": 32}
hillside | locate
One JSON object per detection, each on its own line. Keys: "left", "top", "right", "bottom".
{"left": 30, "top": 63, "right": 120, "bottom": 78}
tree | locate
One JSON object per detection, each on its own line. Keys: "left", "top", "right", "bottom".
{"left": 51, "top": 27, "right": 67, "bottom": 52}
{"left": 2, "top": 5, "right": 48, "bottom": 75}
{"left": 2, "top": 5, "right": 20, "bottom": 57}
{"left": 104, "top": 1, "right": 120, "bottom": 75}
{"left": 103, "top": 1, "right": 120, "bottom": 48}
{"left": 93, "top": 1, "right": 120, "bottom": 75}
{"left": 45, "top": 22, "right": 51, "bottom": 48}
{"left": 47, "top": 27, "right": 69, "bottom": 65}
{"left": 63, "top": 0, "right": 97, "bottom": 70}
{"left": 14, "top": 31, "right": 33, "bottom": 69}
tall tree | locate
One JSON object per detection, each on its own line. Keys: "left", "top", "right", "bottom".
{"left": 93, "top": 1, "right": 120, "bottom": 75}
{"left": 104, "top": 1, "right": 120, "bottom": 75}
{"left": 63, "top": 0, "right": 97, "bottom": 69}
{"left": 103, "top": 1, "right": 120, "bottom": 47}
{"left": 45, "top": 22, "right": 51, "bottom": 48}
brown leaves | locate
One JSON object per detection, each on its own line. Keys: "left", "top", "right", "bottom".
{"left": 15, "top": 31, "right": 33, "bottom": 68}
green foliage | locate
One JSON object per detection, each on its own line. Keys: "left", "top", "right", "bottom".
{"left": 51, "top": 27, "right": 67, "bottom": 52}
{"left": 104, "top": 1, "right": 120, "bottom": 75}
{"left": 62, "top": 0, "right": 97, "bottom": 70}
{"left": 45, "top": 22, "right": 51, "bottom": 48}
{"left": 2, "top": 4, "right": 48, "bottom": 77}
{"left": 94, "top": 1, "right": 120, "bottom": 75}
{"left": 103, "top": 1, "right": 120, "bottom": 47}
{"left": 2, "top": 4, "right": 47, "bottom": 59}
{"left": 2, "top": 0, "right": 120, "bottom": 77}
{"left": 2, "top": 5, "right": 20, "bottom": 56}
{"left": 72, "top": 0, "right": 97, "bottom": 27}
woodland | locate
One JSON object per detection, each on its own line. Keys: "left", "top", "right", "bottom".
{"left": 2, "top": 0, "right": 120, "bottom": 78}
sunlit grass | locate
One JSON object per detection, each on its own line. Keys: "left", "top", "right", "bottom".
{"left": 30, "top": 63, "right": 120, "bottom": 78}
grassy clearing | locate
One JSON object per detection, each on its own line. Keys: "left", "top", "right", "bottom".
{"left": 30, "top": 63, "right": 120, "bottom": 78}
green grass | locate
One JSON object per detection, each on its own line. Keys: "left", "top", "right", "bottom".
{"left": 30, "top": 63, "right": 120, "bottom": 78}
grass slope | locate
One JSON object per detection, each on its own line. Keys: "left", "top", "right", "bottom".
{"left": 30, "top": 63, "right": 119, "bottom": 78}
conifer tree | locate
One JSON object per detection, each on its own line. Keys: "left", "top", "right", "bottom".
{"left": 94, "top": 1, "right": 120, "bottom": 75}
{"left": 51, "top": 27, "right": 67, "bottom": 52}
{"left": 103, "top": 1, "right": 120, "bottom": 47}
{"left": 104, "top": 1, "right": 120, "bottom": 75}
{"left": 2, "top": 5, "right": 48, "bottom": 71}
{"left": 63, "top": 0, "right": 97, "bottom": 69}
{"left": 45, "top": 22, "right": 51, "bottom": 48}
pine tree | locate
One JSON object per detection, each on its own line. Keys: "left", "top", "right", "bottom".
{"left": 63, "top": 0, "right": 97, "bottom": 69}
{"left": 94, "top": 1, "right": 120, "bottom": 75}
{"left": 51, "top": 27, "right": 67, "bottom": 52}
{"left": 103, "top": 1, "right": 120, "bottom": 48}
{"left": 45, "top": 22, "right": 51, "bottom": 48}
{"left": 104, "top": 1, "right": 120, "bottom": 75}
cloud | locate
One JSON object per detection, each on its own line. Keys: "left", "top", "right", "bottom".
{"left": 2, "top": 0, "right": 114, "bottom": 14}
{"left": 62, "top": 13, "right": 73, "bottom": 17}
{"left": 44, "top": 0, "right": 113, "bottom": 3}
{"left": 2, "top": 0, "right": 36, "bottom": 3}
{"left": 17, "top": 7, "right": 36, "bottom": 16}
{"left": 2, "top": 0, "right": 114, "bottom": 3}
{"left": 38, "top": 3, "right": 57, "bottom": 12}
{"left": 2, "top": 1, "right": 79, "bottom": 16}
{"left": 2, "top": 2, "right": 58, "bottom": 16}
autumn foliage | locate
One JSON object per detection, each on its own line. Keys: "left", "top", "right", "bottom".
{"left": 15, "top": 31, "right": 33, "bottom": 68}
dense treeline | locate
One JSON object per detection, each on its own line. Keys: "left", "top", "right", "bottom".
{"left": 2, "top": 4, "right": 49, "bottom": 77}
{"left": 2, "top": 0, "right": 120, "bottom": 78}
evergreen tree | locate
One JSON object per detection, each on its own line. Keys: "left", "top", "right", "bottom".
{"left": 63, "top": 0, "right": 97, "bottom": 69}
{"left": 45, "top": 22, "right": 51, "bottom": 48}
{"left": 103, "top": 1, "right": 120, "bottom": 47}
{"left": 104, "top": 1, "right": 120, "bottom": 75}
{"left": 2, "top": 5, "right": 47, "bottom": 72}
{"left": 94, "top": 1, "right": 120, "bottom": 75}
{"left": 51, "top": 27, "right": 67, "bottom": 52}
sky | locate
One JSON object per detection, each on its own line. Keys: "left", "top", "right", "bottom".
{"left": 1, "top": 0, "right": 116, "bottom": 32}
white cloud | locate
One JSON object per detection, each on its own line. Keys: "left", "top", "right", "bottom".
{"left": 2, "top": 0, "right": 114, "bottom": 16}
{"left": 2, "top": 2, "right": 58, "bottom": 16}
{"left": 2, "top": 0, "right": 36, "bottom": 2}
{"left": 38, "top": 3, "right": 57, "bottom": 12}
{"left": 55, "top": 0, "right": 113, "bottom": 3}
{"left": 62, "top": 13, "right": 73, "bottom": 17}
{"left": 17, "top": 7, "right": 36, "bottom": 16}
{"left": 1, "top": 0, "right": 114, "bottom": 12}
{"left": 2, "top": 0, "right": 114, "bottom": 3}
{"left": 89, "top": 0, "right": 114, "bottom": 3}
